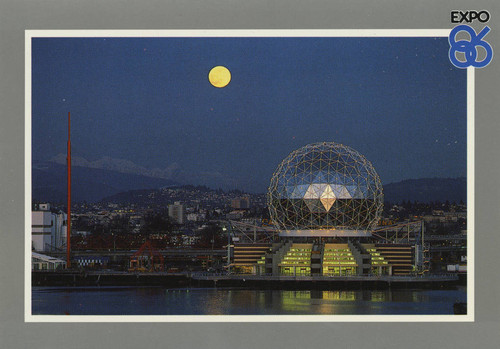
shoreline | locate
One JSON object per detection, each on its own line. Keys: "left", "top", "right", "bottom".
{"left": 32, "top": 271, "right": 465, "bottom": 290}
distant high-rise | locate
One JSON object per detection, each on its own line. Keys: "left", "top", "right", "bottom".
{"left": 168, "top": 201, "right": 186, "bottom": 225}
{"left": 231, "top": 197, "right": 250, "bottom": 209}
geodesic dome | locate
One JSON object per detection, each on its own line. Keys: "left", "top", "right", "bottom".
{"left": 267, "top": 142, "right": 383, "bottom": 235}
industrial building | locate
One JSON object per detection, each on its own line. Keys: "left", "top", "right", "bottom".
{"left": 32, "top": 203, "right": 67, "bottom": 252}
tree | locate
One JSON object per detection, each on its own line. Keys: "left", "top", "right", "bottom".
{"left": 109, "top": 216, "right": 130, "bottom": 235}
{"left": 140, "top": 213, "right": 173, "bottom": 234}
{"left": 196, "top": 224, "right": 224, "bottom": 248}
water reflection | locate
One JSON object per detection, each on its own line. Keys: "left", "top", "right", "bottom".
{"left": 32, "top": 287, "right": 466, "bottom": 315}
{"left": 280, "top": 290, "right": 398, "bottom": 314}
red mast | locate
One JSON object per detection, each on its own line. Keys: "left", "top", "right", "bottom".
{"left": 67, "top": 112, "right": 71, "bottom": 268}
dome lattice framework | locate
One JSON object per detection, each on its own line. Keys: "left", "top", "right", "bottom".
{"left": 267, "top": 142, "right": 383, "bottom": 235}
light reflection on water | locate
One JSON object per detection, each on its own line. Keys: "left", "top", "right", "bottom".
{"left": 32, "top": 287, "right": 466, "bottom": 315}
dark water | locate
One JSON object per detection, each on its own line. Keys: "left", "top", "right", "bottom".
{"left": 32, "top": 287, "right": 466, "bottom": 315}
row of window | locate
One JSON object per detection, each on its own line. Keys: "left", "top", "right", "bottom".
{"left": 323, "top": 266, "right": 357, "bottom": 276}
{"left": 32, "top": 262, "right": 65, "bottom": 271}
{"left": 323, "top": 261, "right": 357, "bottom": 265}
{"left": 280, "top": 262, "right": 311, "bottom": 266}
{"left": 371, "top": 261, "right": 389, "bottom": 265}
{"left": 281, "top": 266, "right": 311, "bottom": 276}
{"left": 281, "top": 265, "right": 398, "bottom": 276}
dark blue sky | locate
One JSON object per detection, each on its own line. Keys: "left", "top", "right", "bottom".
{"left": 32, "top": 36, "right": 467, "bottom": 193}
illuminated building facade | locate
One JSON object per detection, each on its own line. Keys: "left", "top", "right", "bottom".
{"left": 229, "top": 142, "right": 416, "bottom": 277}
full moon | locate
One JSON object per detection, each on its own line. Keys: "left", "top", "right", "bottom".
{"left": 208, "top": 66, "right": 231, "bottom": 88}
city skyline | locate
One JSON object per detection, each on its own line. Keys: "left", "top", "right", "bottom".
{"left": 32, "top": 36, "right": 467, "bottom": 193}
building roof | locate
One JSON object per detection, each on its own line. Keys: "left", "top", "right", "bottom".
{"left": 32, "top": 252, "right": 66, "bottom": 264}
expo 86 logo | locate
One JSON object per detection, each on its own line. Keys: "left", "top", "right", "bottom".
{"left": 449, "top": 25, "right": 493, "bottom": 68}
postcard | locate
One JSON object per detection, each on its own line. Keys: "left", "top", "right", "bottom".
{"left": 26, "top": 29, "right": 478, "bottom": 322}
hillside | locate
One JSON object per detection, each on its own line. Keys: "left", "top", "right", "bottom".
{"left": 32, "top": 159, "right": 466, "bottom": 204}
{"left": 382, "top": 177, "right": 466, "bottom": 204}
{"left": 32, "top": 161, "right": 178, "bottom": 203}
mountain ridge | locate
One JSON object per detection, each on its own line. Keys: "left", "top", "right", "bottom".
{"left": 32, "top": 161, "right": 178, "bottom": 203}
{"left": 32, "top": 160, "right": 466, "bottom": 204}
{"left": 382, "top": 177, "right": 466, "bottom": 204}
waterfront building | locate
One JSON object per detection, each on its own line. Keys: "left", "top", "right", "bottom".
{"left": 32, "top": 203, "right": 67, "bottom": 252}
{"left": 267, "top": 142, "right": 383, "bottom": 237}
{"left": 229, "top": 142, "right": 417, "bottom": 277}
{"left": 32, "top": 252, "right": 66, "bottom": 270}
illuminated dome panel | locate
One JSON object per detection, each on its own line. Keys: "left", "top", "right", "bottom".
{"left": 267, "top": 142, "right": 383, "bottom": 237}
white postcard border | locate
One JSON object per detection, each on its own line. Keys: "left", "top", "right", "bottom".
{"left": 25, "top": 29, "right": 473, "bottom": 322}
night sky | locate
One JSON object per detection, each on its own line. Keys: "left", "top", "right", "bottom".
{"left": 32, "top": 36, "right": 467, "bottom": 193}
